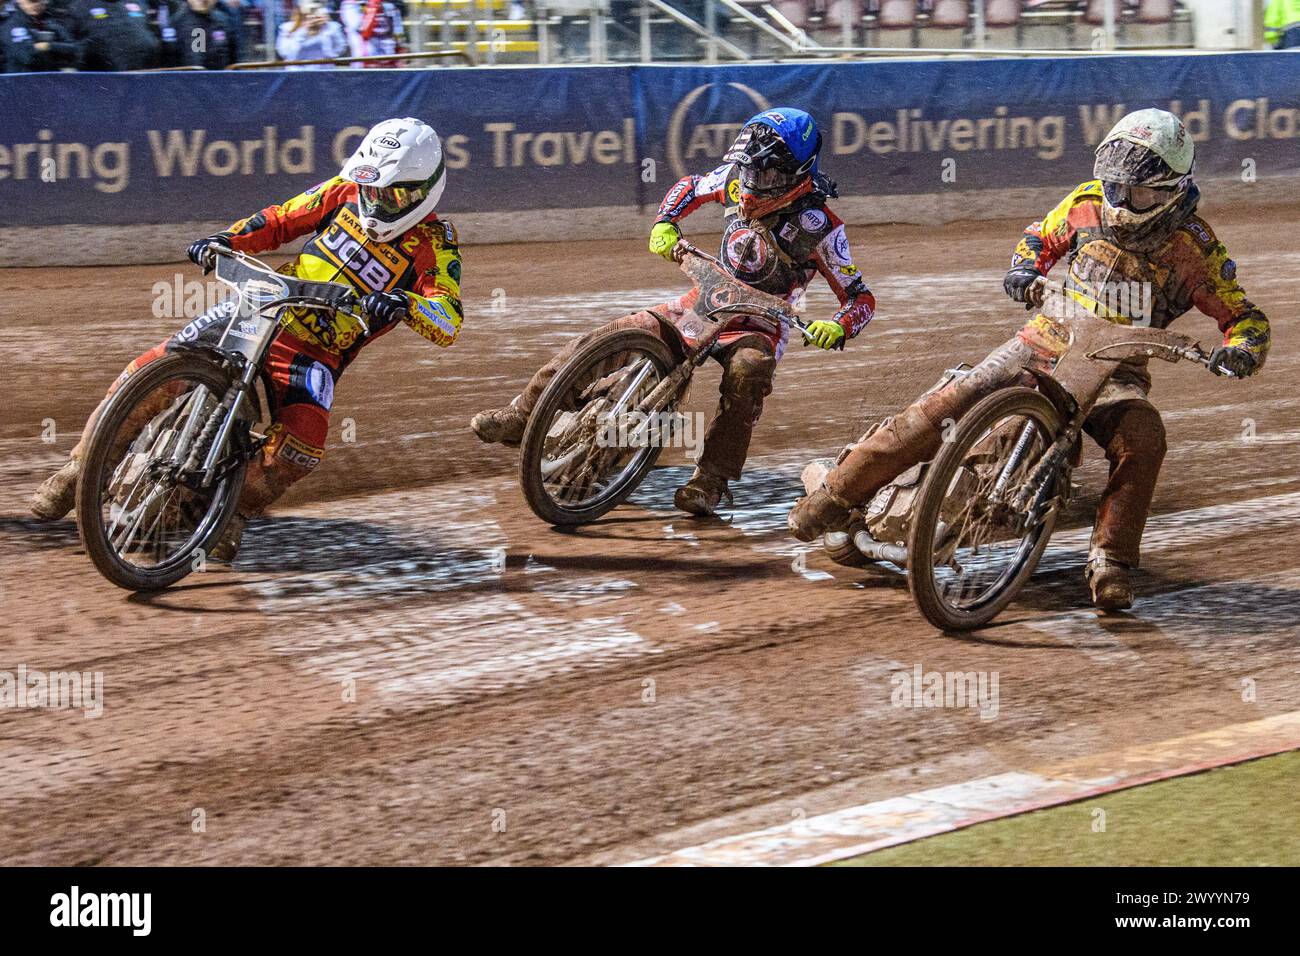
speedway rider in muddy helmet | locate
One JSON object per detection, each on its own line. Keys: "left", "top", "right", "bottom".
{"left": 790, "top": 108, "right": 1270, "bottom": 612}
{"left": 472, "top": 107, "right": 876, "bottom": 516}
{"left": 722, "top": 108, "right": 825, "bottom": 220}
{"left": 1092, "top": 108, "right": 1199, "bottom": 254}
{"left": 30, "top": 118, "right": 466, "bottom": 562}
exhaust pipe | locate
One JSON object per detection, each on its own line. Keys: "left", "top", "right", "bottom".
{"left": 852, "top": 529, "right": 908, "bottom": 565}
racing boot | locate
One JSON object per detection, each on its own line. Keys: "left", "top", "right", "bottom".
{"left": 787, "top": 486, "right": 854, "bottom": 542}
{"left": 674, "top": 468, "right": 732, "bottom": 517}
{"left": 792, "top": 405, "right": 944, "bottom": 543}
{"left": 30, "top": 456, "right": 80, "bottom": 522}
{"left": 471, "top": 402, "right": 528, "bottom": 447}
{"left": 207, "top": 514, "right": 247, "bottom": 565}
{"left": 1086, "top": 552, "right": 1134, "bottom": 612}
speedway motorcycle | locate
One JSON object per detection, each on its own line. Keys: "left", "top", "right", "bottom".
{"left": 804, "top": 277, "right": 1231, "bottom": 631}
{"left": 519, "top": 240, "right": 810, "bottom": 526}
{"left": 76, "top": 247, "right": 362, "bottom": 591}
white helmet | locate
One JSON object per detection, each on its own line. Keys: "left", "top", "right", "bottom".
{"left": 341, "top": 118, "right": 446, "bottom": 243}
{"left": 1093, "top": 109, "right": 1195, "bottom": 247}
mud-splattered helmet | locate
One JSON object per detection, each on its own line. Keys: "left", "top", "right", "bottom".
{"left": 1094, "top": 108, "right": 1196, "bottom": 251}
{"left": 724, "top": 108, "right": 822, "bottom": 219}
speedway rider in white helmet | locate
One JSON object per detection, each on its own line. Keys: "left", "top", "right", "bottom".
{"left": 790, "top": 109, "right": 1270, "bottom": 612}
{"left": 31, "top": 118, "right": 465, "bottom": 562}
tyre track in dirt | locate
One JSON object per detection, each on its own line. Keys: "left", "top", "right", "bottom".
{"left": 1, "top": 207, "right": 1297, "bottom": 864}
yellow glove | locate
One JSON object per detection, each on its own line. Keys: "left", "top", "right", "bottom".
{"left": 649, "top": 221, "right": 681, "bottom": 261}
{"left": 805, "top": 320, "right": 845, "bottom": 351}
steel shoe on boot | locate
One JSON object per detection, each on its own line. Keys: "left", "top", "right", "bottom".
{"left": 1086, "top": 553, "right": 1134, "bottom": 611}
{"left": 674, "top": 470, "right": 731, "bottom": 516}
{"left": 470, "top": 404, "right": 528, "bottom": 446}
{"left": 30, "top": 457, "right": 80, "bottom": 522}
{"left": 787, "top": 486, "right": 853, "bottom": 542}
{"left": 207, "top": 514, "right": 247, "bottom": 565}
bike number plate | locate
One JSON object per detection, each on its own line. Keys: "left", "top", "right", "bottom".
{"left": 218, "top": 313, "right": 277, "bottom": 360}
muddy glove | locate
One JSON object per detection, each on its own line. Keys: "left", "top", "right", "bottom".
{"left": 187, "top": 235, "right": 231, "bottom": 274}
{"left": 1003, "top": 267, "right": 1044, "bottom": 308}
{"left": 649, "top": 221, "right": 681, "bottom": 261}
{"left": 805, "top": 320, "right": 846, "bottom": 351}
{"left": 1207, "top": 345, "right": 1257, "bottom": 378}
{"left": 361, "top": 290, "right": 409, "bottom": 327}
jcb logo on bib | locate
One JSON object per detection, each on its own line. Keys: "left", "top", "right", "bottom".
{"left": 316, "top": 206, "right": 410, "bottom": 293}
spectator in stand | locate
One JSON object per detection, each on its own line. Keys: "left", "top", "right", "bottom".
{"left": 153, "top": 0, "right": 179, "bottom": 65}
{"left": 68, "top": 0, "right": 160, "bottom": 69}
{"left": 172, "top": 0, "right": 240, "bottom": 66}
{"left": 220, "top": 0, "right": 243, "bottom": 53}
{"left": 3, "top": 0, "right": 81, "bottom": 71}
{"left": 338, "top": 0, "right": 403, "bottom": 65}
{"left": 277, "top": 0, "right": 346, "bottom": 66}
{"left": 1265, "top": 0, "right": 1300, "bottom": 48}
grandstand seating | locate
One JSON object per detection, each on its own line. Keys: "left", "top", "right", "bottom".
{"left": 239, "top": 0, "right": 1192, "bottom": 67}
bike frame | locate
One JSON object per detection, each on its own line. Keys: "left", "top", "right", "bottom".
{"left": 1011, "top": 279, "right": 1224, "bottom": 520}
{"left": 620, "top": 242, "right": 810, "bottom": 429}
{"left": 172, "top": 248, "right": 364, "bottom": 489}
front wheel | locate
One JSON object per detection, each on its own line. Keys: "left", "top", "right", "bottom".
{"left": 76, "top": 353, "right": 247, "bottom": 591}
{"left": 907, "top": 387, "right": 1063, "bottom": 631}
{"left": 520, "top": 328, "right": 680, "bottom": 526}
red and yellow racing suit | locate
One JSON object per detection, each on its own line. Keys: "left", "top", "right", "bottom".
{"left": 105, "top": 176, "right": 464, "bottom": 516}
{"left": 1012, "top": 179, "right": 1269, "bottom": 379}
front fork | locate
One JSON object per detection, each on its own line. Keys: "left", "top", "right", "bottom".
{"left": 197, "top": 359, "right": 260, "bottom": 487}
{"left": 609, "top": 324, "right": 720, "bottom": 450}
{"left": 174, "top": 312, "right": 279, "bottom": 488}
{"left": 1012, "top": 411, "right": 1083, "bottom": 527}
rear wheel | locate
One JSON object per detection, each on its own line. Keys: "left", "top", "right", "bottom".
{"left": 520, "top": 328, "right": 680, "bottom": 526}
{"left": 907, "top": 387, "right": 1063, "bottom": 631}
{"left": 76, "top": 353, "right": 248, "bottom": 591}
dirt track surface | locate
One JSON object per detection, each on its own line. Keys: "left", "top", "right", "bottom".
{"left": 2, "top": 202, "right": 1299, "bottom": 865}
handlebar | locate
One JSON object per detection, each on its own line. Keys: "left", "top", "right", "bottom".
{"left": 209, "top": 246, "right": 370, "bottom": 335}
{"left": 1030, "top": 276, "right": 1234, "bottom": 378}
{"left": 672, "top": 239, "right": 814, "bottom": 343}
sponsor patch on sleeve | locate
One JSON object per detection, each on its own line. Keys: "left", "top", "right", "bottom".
{"left": 1184, "top": 220, "right": 1214, "bottom": 246}
{"left": 698, "top": 164, "right": 730, "bottom": 194}
{"left": 799, "top": 208, "right": 829, "bottom": 234}
{"left": 417, "top": 300, "right": 460, "bottom": 338}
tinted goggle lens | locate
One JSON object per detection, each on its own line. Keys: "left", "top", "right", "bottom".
{"left": 1103, "top": 180, "right": 1175, "bottom": 213}
{"left": 739, "top": 164, "right": 798, "bottom": 194}
{"left": 361, "top": 183, "right": 427, "bottom": 217}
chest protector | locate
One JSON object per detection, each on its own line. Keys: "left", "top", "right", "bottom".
{"left": 716, "top": 171, "right": 834, "bottom": 298}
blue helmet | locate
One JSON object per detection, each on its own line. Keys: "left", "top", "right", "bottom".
{"left": 724, "top": 108, "right": 822, "bottom": 217}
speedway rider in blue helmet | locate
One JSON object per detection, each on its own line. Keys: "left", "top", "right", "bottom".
{"left": 472, "top": 107, "right": 877, "bottom": 516}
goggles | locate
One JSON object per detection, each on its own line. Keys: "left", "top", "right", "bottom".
{"left": 360, "top": 180, "right": 432, "bottom": 221}
{"left": 1102, "top": 180, "right": 1179, "bottom": 213}
{"left": 737, "top": 163, "right": 802, "bottom": 196}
